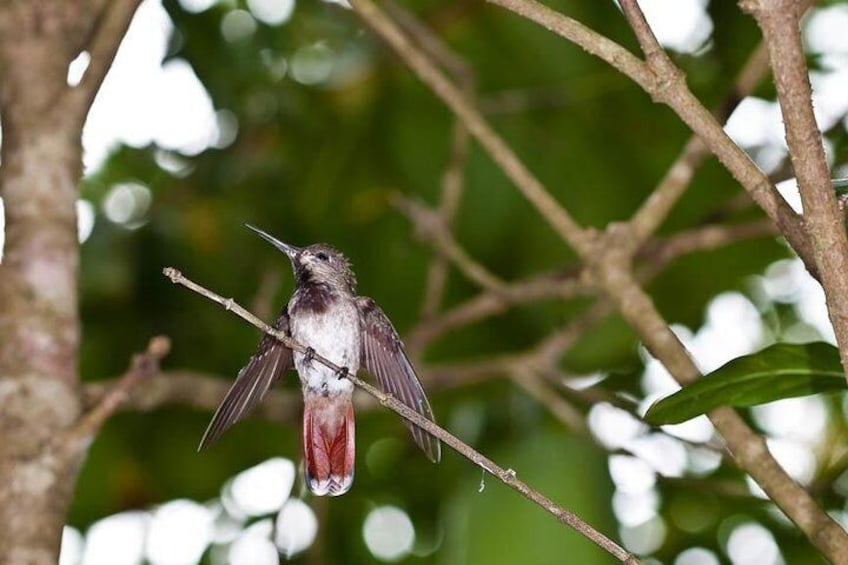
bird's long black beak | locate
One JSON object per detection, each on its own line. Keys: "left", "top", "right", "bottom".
{"left": 245, "top": 224, "right": 300, "bottom": 260}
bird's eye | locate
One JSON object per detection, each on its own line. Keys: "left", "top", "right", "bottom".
{"left": 316, "top": 252, "right": 329, "bottom": 262}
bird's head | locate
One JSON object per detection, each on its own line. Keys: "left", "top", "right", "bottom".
{"left": 246, "top": 225, "right": 356, "bottom": 292}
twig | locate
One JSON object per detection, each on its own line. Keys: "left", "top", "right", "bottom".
{"left": 625, "top": 137, "right": 706, "bottom": 249}
{"left": 617, "top": 0, "right": 666, "bottom": 64}
{"left": 382, "top": 0, "right": 469, "bottom": 79}
{"left": 743, "top": 0, "right": 848, "bottom": 382}
{"left": 421, "top": 120, "right": 472, "bottom": 316}
{"left": 381, "top": 1, "right": 474, "bottom": 318}
{"left": 529, "top": 301, "right": 613, "bottom": 367}
{"left": 510, "top": 369, "right": 587, "bottom": 433}
{"left": 64, "top": 0, "right": 142, "bottom": 123}
{"left": 395, "top": 195, "right": 508, "bottom": 294}
{"left": 625, "top": 39, "right": 770, "bottom": 249}
{"left": 540, "top": 368, "right": 728, "bottom": 458}
{"left": 407, "top": 218, "right": 776, "bottom": 351}
{"left": 598, "top": 39, "right": 770, "bottom": 261}
{"left": 638, "top": 219, "right": 777, "bottom": 270}
{"left": 591, "top": 257, "right": 848, "bottom": 560}
{"left": 58, "top": 336, "right": 170, "bottom": 458}
{"left": 83, "top": 370, "right": 303, "bottom": 425}
{"left": 407, "top": 267, "right": 587, "bottom": 353}
{"left": 162, "top": 267, "right": 638, "bottom": 563}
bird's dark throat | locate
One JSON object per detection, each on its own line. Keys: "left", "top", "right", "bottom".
{"left": 290, "top": 280, "right": 336, "bottom": 315}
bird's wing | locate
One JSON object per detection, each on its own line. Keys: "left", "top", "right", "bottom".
{"left": 357, "top": 296, "right": 441, "bottom": 463}
{"left": 198, "top": 311, "right": 294, "bottom": 450}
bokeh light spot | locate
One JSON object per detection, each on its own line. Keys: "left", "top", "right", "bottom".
{"left": 82, "top": 511, "right": 148, "bottom": 565}
{"left": 726, "top": 522, "right": 781, "bottom": 565}
{"left": 363, "top": 506, "right": 415, "bottom": 562}
{"left": 102, "top": 182, "right": 152, "bottom": 227}
{"left": 247, "top": 0, "right": 295, "bottom": 25}
{"left": 214, "top": 109, "right": 239, "bottom": 149}
{"left": 228, "top": 458, "right": 296, "bottom": 517}
{"left": 229, "top": 519, "right": 278, "bottom": 565}
{"left": 291, "top": 43, "right": 335, "bottom": 85}
{"left": 619, "top": 516, "right": 666, "bottom": 555}
{"left": 83, "top": 0, "right": 220, "bottom": 172}
{"left": 67, "top": 51, "right": 91, "bottom": 87}
{"left": 221, "top": 10, "right": 257, "bottom": 43}
{"left": 275, "top": 499, "right": 318, "bottom": 557}
{"left": 588, "top": 403, "right": 647, "bottom": 450}
{"left": 178, "top": 0, "right": 217, "bottom": 13}
{"left": 612, "top": 489, "right": 660, "bottom": 527}
{"left": 630, "top": 0, "right": 713, "bottom": 54}
{"left": 608, "top": 455, "right": 656, "bottom": 494}
{"left": 59, "top": 526, "right": 84, "bottom": 565}
{"left": 675, "top": 547, "right": 720, "bottom": 565}
{"left": 145, "top": 500, "right": 214, "bottom": 565}
{"left": 77, "top": 200, "right": 95, "bottom": 243}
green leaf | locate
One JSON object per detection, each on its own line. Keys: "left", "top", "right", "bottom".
{"left": 833, "top": 177, "right": 848, "bottom": 195}
{"left": 644, "top": 342, "right": 846, "bottom": 425}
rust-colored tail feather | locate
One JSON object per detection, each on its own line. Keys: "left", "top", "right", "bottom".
{"left": 303, "top": 394, "right": 355, "bottom": 496}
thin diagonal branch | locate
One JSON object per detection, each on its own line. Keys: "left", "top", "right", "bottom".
{"left": 510, "top": 369, "right": 587, "bottom": 433}
{"left": 64, "top": 0, "right": 141, "bottom": 123}
{"left": 58, "top": 336, "right": 170, "bottom": 460}
{"left": 421, "top": 121, "right": 472, "bottom": 315}
{"left": 626, "top": 41, "right": 769, "bottom": 247}
{"left": 162, "top": 267, "right": 638, "bottom": 563}
{"left": 396, "top": 195, "right": 508, "bottom": 293}
{"left": 407, "top": 218, "right": 775, "bottom": 351}
{"left": 83, "top": 370, "right": 303, "bottom": 424}
{"left": 626, "top": 39, "right": 768, "bottom": 252}
{"left": 382, "top": 1, "right": 474, "bottom": 318}
{"left": 407, "top": 266, "right": 587, "bottom": 353}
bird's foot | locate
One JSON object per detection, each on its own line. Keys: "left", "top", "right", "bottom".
{"left": 335, "top": 366, "right": 350, "bottom": 380}
{"left": 303, "top": 347, "right": 316, "bottom": 365}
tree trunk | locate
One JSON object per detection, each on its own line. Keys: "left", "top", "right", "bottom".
{"left": 0, "top": 4, "right": 95, "bottom": 563}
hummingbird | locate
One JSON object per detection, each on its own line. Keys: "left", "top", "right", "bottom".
{"left": 199, "top": 225, "right": 441, "bottom": 496}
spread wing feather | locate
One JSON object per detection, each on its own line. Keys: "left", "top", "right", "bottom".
{"left": 198, "top": 311, "right": 294, "bottom": 450}
{"left": 357, "top": 297, "right": 441, "bottom": 463}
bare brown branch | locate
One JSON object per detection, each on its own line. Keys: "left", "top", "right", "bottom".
{"left": 58, "top": 336, "right": 171, "bottom": 460}
{"left": 421, "top": 121, "right": 472, "bottom": 315}
{"left": 381, "top": 1, "right": 475, "bottom": 318}
{"left": 510, "top": 370, "right": 587, "bottom": 433}
{"left": 84, "top": 370, "right": 303, "bottom": 425}
{"left": 407, "top": 267, "right": 587, "bottom": 352}
{"left": 626, "top": 40, "right": 769, "bottom": 247}
{"left": 64, "top": 0, "right": 142, "bottom": 123}
{"left": 407, "top": 218, "right": 776, "bottom": 351}
{"left": 395, "top": 195, "right": 508, "bottom": 293}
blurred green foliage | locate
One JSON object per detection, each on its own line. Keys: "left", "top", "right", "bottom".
{"left": 71, "top": 0, "right": 848, "bottom": 563}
